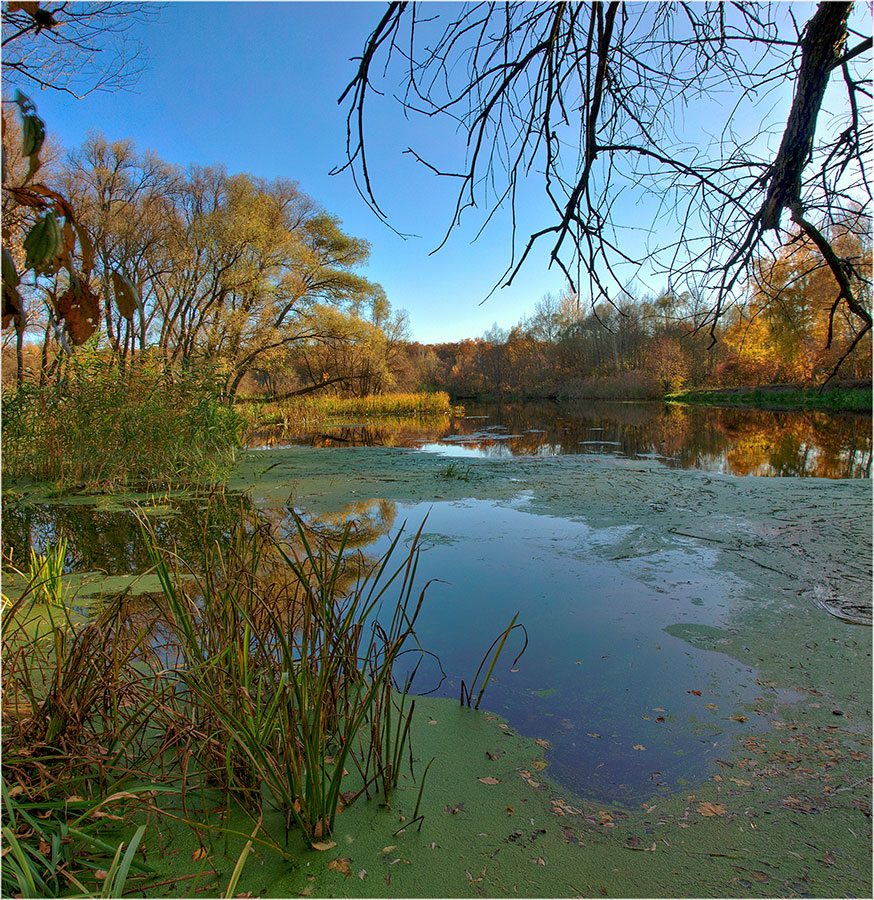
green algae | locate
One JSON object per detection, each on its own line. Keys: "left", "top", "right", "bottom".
{"left": 4, "top": 443, "right": 870, "bottom": 896}
{"left": 135, "top": 693, "right": 869, "bottom": 898}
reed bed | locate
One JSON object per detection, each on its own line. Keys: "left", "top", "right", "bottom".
{"left": 2, "top": 351, "right": 244, "bottom": 490}
{"left": 2, "top": 509, "right": 435, "bottom": 895}
{"left": 246, "top": 391, "right": 455, "bottom": 429}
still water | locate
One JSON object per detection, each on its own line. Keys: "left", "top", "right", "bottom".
{"left": 6, "top": 400, "right": 867, "bottom": 805}
{"left": 250, "top": 400, "right": 872, "bottom": 479}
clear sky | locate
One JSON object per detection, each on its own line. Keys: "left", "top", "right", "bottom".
{"left": 25, "top": 1, "right": 573, "bottom": 344}
{"left": 16, "top": 1, "right": 861, "bottom": 344}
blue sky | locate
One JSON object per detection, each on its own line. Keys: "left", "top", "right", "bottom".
{"left": 18, "top": 1, "right": 860, "bottom": 344}
{"left": 27, "top": 1, "right": 572, "bottom": 343}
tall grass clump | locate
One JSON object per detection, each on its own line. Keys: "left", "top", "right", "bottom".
{"left": 1, "top": 579, "right": 167, "bottom": 897}
{"left": 145, "top": 510, "right": 433, "bottom": 846}
{"left": 2, "top": 347, "right": 244, "bottom": 489}
{"left": 249, "top": 391, "right": 453, "bottom": 429}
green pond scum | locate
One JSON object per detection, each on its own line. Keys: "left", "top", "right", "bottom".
{"left": 2, "top": 442, "right": 871, "bottom": 897}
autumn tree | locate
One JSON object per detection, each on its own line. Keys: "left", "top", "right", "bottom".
{"left": 338, "top": 1, "right": 872, "bottom": 381}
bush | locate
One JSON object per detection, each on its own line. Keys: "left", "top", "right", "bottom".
{"left": 1, "top": 350, "right": 244, "bottom": 489}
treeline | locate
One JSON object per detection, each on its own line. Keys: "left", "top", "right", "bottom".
{"left": 3, "top": 111, "right": 870, "bottom": 405}
{"left": 413, "top": 229, "right": 872, "bottom": 401}
{"left": 3, "top": 118, "right": 411, "bottom": 401}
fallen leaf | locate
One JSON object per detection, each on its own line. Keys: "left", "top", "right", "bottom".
{"left": 730, "top": 777, "right": 752, "bottom": 787}
{"left": 519, "top": 770, "right": 543, "bottom": 789}
{"left": 530, "top": 758, "right": 548, "bottom": 771}
{"left": 729, "top": 715, "right": 748, "bottom": 723}
{"left": 705, "top": 703, "right": 719, "bottom": 710}
{"left": 535, "top": 738, "right": 552, "bottom": 750}
{"left": 192, "top": 847, "right": 208, "bottom": 861}
{"left": 586, "top": 732, "right": 601, "bottom": 738}
{"left": 326, "top": 857, "right": 351, "bottom": 877}
{"left": 381, "top": 847, "right": 396, "bottom": 853}
{"left": 486, "top": 750, "right": 503, "bottom": 761}
{"left": 687, "top": 690, "right": 701, "bottom": 696}
{"left": 633, "top": 744, "right": 646, "bottom": 751}
{"left": 653, "top": 708, "right": 665, "bottom": 713}
{"left": 697, "top": 802, "right": 727, "bottom": 817}
{"left": 478, "top": 776, "right": 500, "bottom": 785}
{"left": 428, "top": 719, "right": 437, "bottom": 725}
{"left": 533, "top": 856, "right": 546, "bottom": 866}
{"left": 94, "top": 870, "right": 108, "bottom": 880}
{"left": 506, "top": 806, "right": 514, "bottom": 815}
{"left": 311, "top": 841, "right": 337, "bottom": 852}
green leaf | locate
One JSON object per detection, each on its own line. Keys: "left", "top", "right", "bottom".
{"left": 23, "top": 212, "right": 62, "bottom": 270}
{"left": 2, "top": 247, "right": 20, "bottom": 288}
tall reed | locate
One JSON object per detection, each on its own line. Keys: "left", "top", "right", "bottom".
{"left": 144, "top": 509, "right": 433, "bottom": 845}
{"left": 2, "top": 348, "right": 243, "bottom": 489}
{"left": 248, "top": 391, "right": 453, "bottom": 429}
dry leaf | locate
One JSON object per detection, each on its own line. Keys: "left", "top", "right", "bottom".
{"left": 530, "top": 758, "right": 548, "bottom": 771}
{"left": 535, "top": 738, "right": 551, "bottom": 750}
{"left": 687, "top": 690, "right": 702, "bottom": 696}
{"left": 381, "top": 846, "right": 396, "bottom": 853}
{"left": 533, "top": 856, "right": 546, "bottom": 866}
{"left": 192, "top": 847, "right": 208, "bottom": 861}
{"left": 697, "top": 802, "right": 727, "bottom": 817}
{"left": 633, "top": 744, "right": 646, "bottom": 751}
{"left": 358, "top": 869, "right": 367, "bottom": 879}
{"left": 326, "top": 857, "right": 352, "bottom": 877}
{"left": 705, "top": 703, "right": 719, "bottom": 710}
{"left": 586, "top": 732, "right": 601, "bottom": 738}
{"left": 519, "top": 770, "right": 543, "bottom": 789}
{"left": 94, "top": 870, "right": 108, "bottom": 880}
{"left": 478, "top": 776, "right": 500, "bottom": 785}
{"left": 311, "top": 841, "right": 337, "bottom": 852}
{"left": 730, "top": 777, "right": 752, "bottom": 787}
{"left": 729, "top": 715, "right": 748, "bottom": 722}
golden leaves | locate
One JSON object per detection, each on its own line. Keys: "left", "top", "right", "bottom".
{"left": 696, "top": 802, "right": 727, "bottom": 817}
{"left": 326, "top": 857, "right": 351, "bottom": 877}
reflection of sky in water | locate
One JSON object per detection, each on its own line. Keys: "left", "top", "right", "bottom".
{"left": 367, "top": 499, "right": 787, "bottom": 805}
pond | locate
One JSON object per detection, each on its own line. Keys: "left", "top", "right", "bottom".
{"left": 4, "top": 400, "right": 870, "bottom": 811}
{"left": 249, "top": 399, "right": 872, "bottom": 479}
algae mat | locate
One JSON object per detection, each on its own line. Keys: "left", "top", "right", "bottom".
{"left": 222, "top": 447, "right": 872, "bottom": 897}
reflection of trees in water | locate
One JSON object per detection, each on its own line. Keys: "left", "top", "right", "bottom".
{"left": 245, "top": 400, "right": 869, "bottom": 478}
{"left": 453, "top": 401, "right": 870, "bottom": 478}
{"left": 717, "top": 411, "right": 871, "bottom": 478}
{"left": 2, "top": 494, "right": 252, "bottom": 574}
{"left": 249, "top": 419, "right": 449, "bottom": 449}
{"left": 2, "top": 495, "right": 400, "bottom": 596}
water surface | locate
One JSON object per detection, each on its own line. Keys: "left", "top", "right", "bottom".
{"left": 250, "top": 400, "right": 871, "bottom": 478}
